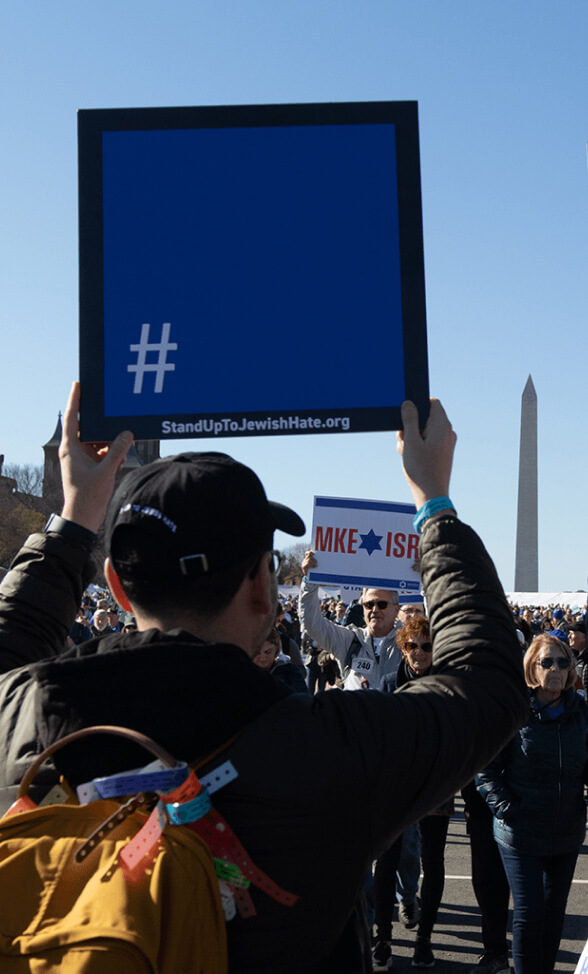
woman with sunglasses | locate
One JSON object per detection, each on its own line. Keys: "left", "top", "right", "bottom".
{"left": 476, "top": 635, "right": 588, "bottom": 973}
{"left": 374, "top": 617, "right": 451, "bottom": 969}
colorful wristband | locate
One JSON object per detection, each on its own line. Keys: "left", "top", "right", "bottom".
{"left": 165, "top": 787, "right": 211, "bottom": 825}
{"left": 413, "top": 497, "right": 455, "bottom": 535}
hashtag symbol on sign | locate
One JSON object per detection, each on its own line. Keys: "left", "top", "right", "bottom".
{"left": 127, "top": 322, "right": 178, "bottom": 394}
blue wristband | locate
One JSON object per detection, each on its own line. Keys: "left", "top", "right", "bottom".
{"left": 413, "top": 497, "right": 455, "bottom": 535}
{"left": 165, "top": 787, "right": 211, "bottom": 825}
{"left": 92, "top": 762, "right": 189, "bottom": 799}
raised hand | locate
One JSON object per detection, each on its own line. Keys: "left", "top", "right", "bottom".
{"left": 301, "top": 551, "right": 318, "bottom": 575}
{"left": 59, "top": 381, "right": 134, "bottom": 533}
{"left": 396, "top": 399, "right": 457, "bottom": 512}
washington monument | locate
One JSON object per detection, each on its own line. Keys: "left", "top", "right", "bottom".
{"left": 514, "top": 375, "right": 538, "bottom": 590}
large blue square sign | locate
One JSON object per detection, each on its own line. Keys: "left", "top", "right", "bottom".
{"left": 78, "top": 102, "right": 429, "bottom": 441}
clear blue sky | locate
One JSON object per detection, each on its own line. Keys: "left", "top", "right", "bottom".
{"left": 1, "top": 1, "right": 587, "bottom": 592}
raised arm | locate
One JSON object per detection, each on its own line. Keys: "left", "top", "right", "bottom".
{"left": 0, "top": 382, "right": 133, "bottom": 673}
{"left": 396, "top": 398, "right": 456, "bottom": 512}
{"left": 298, "top": 550, "right": 357, "bottom": 666}
{"left": 315, "top": 400, "right": 529, "bottom": 847}
{"left": 60, "top": 381, "right": 133, "bottom": 532}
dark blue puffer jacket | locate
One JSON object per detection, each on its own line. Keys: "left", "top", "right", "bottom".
{"left": 476, "top": 689, "right": 588, "bottom": 856}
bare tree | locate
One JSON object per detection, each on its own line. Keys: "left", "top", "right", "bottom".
{"left": 278, "top": 541, "right": 309, "bottom": 585}
{"left": 3, "top": 463, "right": 62, "bottom": 517}
{"left": 4, "top": 464, "right": 44, "bottom": 502}
{"left": 0, "top": 501, "right": 45, "bottom": 570}
{"left": 0, "top": 463, "right": 62, "bottom": 569}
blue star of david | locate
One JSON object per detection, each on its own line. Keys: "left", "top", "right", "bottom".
{"left": 358, "top": 529, "right": 383, "bottom": 556}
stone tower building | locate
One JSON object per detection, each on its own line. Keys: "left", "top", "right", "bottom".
{"left": 43, "top": 414, "right": 64, "bottom": 509}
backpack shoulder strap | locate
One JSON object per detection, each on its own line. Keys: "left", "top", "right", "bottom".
{"left": 342, "top": 634, "right": 363, "bottom": 681}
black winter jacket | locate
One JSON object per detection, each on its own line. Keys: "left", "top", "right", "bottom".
{"left": 0, "top": 514, "right": 529, "bottom": 974}
{"left": 476, "top": 688, "right": 588, "bottom": 857}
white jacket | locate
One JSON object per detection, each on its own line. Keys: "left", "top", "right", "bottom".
{"left": 299, "top": 580, "right": 401, "bottom": 690}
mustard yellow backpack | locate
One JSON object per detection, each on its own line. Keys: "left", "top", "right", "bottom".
{"left": 0, "top": 726, "right": 228, "bottom": 973}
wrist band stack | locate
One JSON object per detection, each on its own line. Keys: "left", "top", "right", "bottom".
{"left": 413, "top": 497, "right": 455, "bottom": 535}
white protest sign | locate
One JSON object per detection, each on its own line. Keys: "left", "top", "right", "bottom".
{"left": 341, "top": 584, "right": 364, "bottom": 602}
{"left": 308, "top": 496, "right": 420, "bottom": 592}
{"left": 575, "top": 940, "right": 588, "bottom": 974}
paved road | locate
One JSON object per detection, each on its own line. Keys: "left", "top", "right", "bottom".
{"left": 385, "top": 798, "right": 588, "bottom": 971}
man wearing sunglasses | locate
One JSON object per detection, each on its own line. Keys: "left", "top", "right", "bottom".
{"left": 299, "top": 563, "right": 401, "bottom": 690}
{"left": 398, "top": 601, "right": 425, "bottom": 625}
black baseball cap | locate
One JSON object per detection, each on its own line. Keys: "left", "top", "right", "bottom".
{"left": 105, "top": 452, "right": 305, "bottom": 580}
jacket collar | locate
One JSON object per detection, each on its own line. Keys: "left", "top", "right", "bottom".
{"left": 31, "top": 629, "right": 293, "bottom": 785}
{"left": 529, "top": 686, "right": 577, "bottom": 718}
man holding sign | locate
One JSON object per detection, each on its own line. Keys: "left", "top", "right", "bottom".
{"left": 299, "top": 563, "right": 402, "bottom": 690}
{"left": 0, "top": 393, "right": 529, "bottom": 974}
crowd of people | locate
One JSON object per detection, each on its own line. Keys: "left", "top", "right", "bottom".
{"left": 62, "top": 569, "right": 588, "bottom": 972}
{"left": 293, "top": 589, "right": 588, "bottom": 973}
{"left": 0, "top": 385, "right": 579, "bottom": 974}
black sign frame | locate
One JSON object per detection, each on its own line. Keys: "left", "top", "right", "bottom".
{"left": 78, "top": 100, "right": 429, "bottom": 441}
